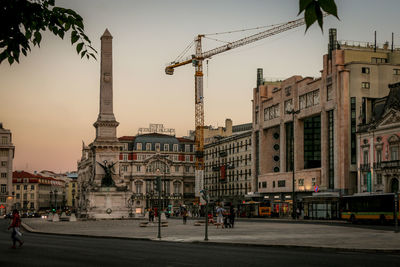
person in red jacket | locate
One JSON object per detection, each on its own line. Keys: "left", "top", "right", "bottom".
{"left": 8, "top": 209, "right": 23, "bottom": 249}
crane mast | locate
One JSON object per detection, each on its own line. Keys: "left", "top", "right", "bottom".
{"left": 165, "top": 14, "right": 327, "bottom": 200}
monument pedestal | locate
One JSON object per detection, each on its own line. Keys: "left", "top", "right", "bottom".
{"left": 86, "top": 188, "right": 129, "bottom": 219}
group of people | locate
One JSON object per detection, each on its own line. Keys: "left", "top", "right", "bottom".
{"left": 6, "top": 209, "right": 24, "bottom": 249}
{"left": 214, "top": 205, "right": 236, "bottom": 228}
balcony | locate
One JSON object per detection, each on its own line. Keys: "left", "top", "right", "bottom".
{"left": 380, "top": 160, "right": 400, "bottom": 169}
{"left": 359, "top": 163, "right": 371, "bottom": 172}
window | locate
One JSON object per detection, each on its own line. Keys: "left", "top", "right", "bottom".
{"left": 262, "top": 182, "right": 267, "bottom": 188}
{"left": 328, "top": 110, "right": 334, "bottom": 189}
{"left": 146, "top": 143, "right": 151, "bottom": 151}
{"left": 23, "top": 185, "right": 27, "bottom": 190}
{"left": 376, "top": 150, "right": 382, "bottom": 163}
{"left": 174, "top": 182, "right": 181, "bottom": 194}
{"left": 327, "top": 85, "right": 333, "bottom": 101}
{"left": 0, "top": 149, "right": 8, "bottom": 156}
{"left": 16, "top": 185, "right": 20, "bottom": 190}
{"left": 164, "top": 144, "right": 169, "bottom": 151}
{"left": 185, "top": 155, "right": 190, "bottom": 162}
{"left": 173, "top": 155, "right": 178, "bottom": 161}
{"left": 16, "top": 193, "right": 20, "bottom": 199}
{"left": 121, "top": 165, "right": 128, "bottom": 172}
{"left": 363, "top": 174, "right": 367, "bottom": 185}
{"left": 390, "top": 146, "right": 399, "bottom": 161}
{"left": 155, "top": 143, "right": 160, "bottom": 151}
{"left": 350, "top": 98, "right": 356, "bottom": 164}
{"left": 284, "top": 99, "right": 293, "bottom": 114}
{"left": 0, "top": 197, "right": 5, "bottom": 203}
{"left": 30, "top": 193, "right": 34, "bottom": 199}
{"left": 361, "top": 67, "right": 370, "bottom": 74}
{"left": 0, "top": 184, "right": 6, "bottom": 193}
{"left": 394, "top": 69, "right": 400, "bottom": 75}
{"left": 278, "top": 180, "right": 286, "bottom": 187}
{"left": 0, "top": 173, "right": 6, "bottom": 178}
{"left": 136, "top": 143, "right": 142, "bottom": 151}
{"left": 185, "top": 166, "right": 190, "bottom": 172}
{"left": 304, "top": 115, "right": 321, "bottom": 169}
{"left": 123, "top": 154, "right": 128, "bottom": 161}
{"left": 312, "top": 178, "right": 316, "bottom": 186}
{"left": 299, "top": 89, "right": 320, "bottom": 110}
{"left": 1, "top": 161, "right": 6, "bottom": 166}
{"left": 363, "top": 150, "right": 369, "bottom": 164}
{"left": 361, "top": 82, "right": 370, "bottom": 89}
{"left": 273, "top": 181, "right": 275, "bottom": 188}
{"left": 185, "top": 145, "right": 190, "bottom": 152}
{"left": 372, "top": 57, "right": 387, "bottom": 63}
{"left": 1, "top": 136, "right": 8, "bottom": 144}
{"left": 264, "top": 104, "right": 280, "bottom": 121}
{"left": 135, "top": 182, "right": 143, "bottom": 194}
{"left": 175, "top": 166, "right": 179, "bottom": 172}
{"left": 286, "top": 122, "right": 294, "bottom": 172}
{"left": 136, "top": 165, "right": 141, "bottom": 172}
{"left": 173, "top": 144, "right": 178, "bottom": 152}
{"left": 298, "top": 179, "right": 304, "bottom": 186}
{"left": 31, "top": 185, "right": 34, "bottom": 190}
{"left": 376, "top": 173, "right": 382, "bottom": 185}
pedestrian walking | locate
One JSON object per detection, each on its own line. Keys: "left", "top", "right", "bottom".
{"left": 149, "top": 209, "right": 154, "bottom": 222}
{"left": 182, "top": 209, "right": 188, "bottom": 224}
{"left": 8, "top": 209, "right": 23, "bottom": 249}
{"left": 216, "top": 205, "right": 225, "bottom": 227}
{"left": 229, "top": 206, "right": 235, "bottom": 228}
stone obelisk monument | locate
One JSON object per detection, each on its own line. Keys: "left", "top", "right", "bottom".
{"left": 84, "top": 29, "right": 128, "bottom": 219}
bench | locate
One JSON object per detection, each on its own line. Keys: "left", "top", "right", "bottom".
{"left": 139, "top": 222, "right": 149, "bottom": 227}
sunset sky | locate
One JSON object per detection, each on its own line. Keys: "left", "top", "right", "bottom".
{"left": 1, "top": 0, "right": 400, "bottom": 172}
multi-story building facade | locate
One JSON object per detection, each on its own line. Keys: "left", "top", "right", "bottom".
{"left": 0, "top": 123, "right": 15, "bottom": 215}
{"left": 357, "top": 82, "right": 400, "bottom": 193}
{"left": 117, "top": 127, "right": 196, "bottom": 215}
{"left": 12, "top": 171, "right": 65, "bottom": 212}
{"left": 204, "top": 122, "right": 252, "bottom": 205}
{"left": 252, "top": 29, "right": 400, "bottom": 218}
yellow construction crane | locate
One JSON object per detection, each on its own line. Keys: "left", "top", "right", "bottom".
{"left": 165, "top": 15, "right": 326, "bottom": 199}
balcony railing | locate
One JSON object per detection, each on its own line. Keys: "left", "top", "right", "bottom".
{"left": 360, "top": 163, "right": 370, "bottom": 172}
{"left": 374, "top": 160, "right": 400, "bottom": 169}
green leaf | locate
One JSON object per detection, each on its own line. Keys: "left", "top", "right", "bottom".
{"left": 8, "top": 56, "right": 14, "bottom": 65}
{"left": 304, "top": 2, "right": 318, "bottom": 31}
{"left": 34, "top": 31, "right": 42, "bottom": 46}
{"left": 58, "top": 30, "right": 64, "bottom": 39}
{"left": 80, "top": 50, "right": 87, "bottom": 58}
{"left": 71, "top": 34, "right": 79, "bottom": 45}
{"left": 65, "top": 22, "right": 71, "bottom": 31}
{"left": 298, "top": 0, "right": 314, "bottom": 15}
{"left": 319, "top": 0, "right": 339, "bottom": 18}
{"left": 76, "top": 42, "right": 84, "bottom": 54}
{"left": 89, "top": 53, "right": 96, "bottom": 60}
{"left": 315, "top": 2, "right": 323, "bottom": 30}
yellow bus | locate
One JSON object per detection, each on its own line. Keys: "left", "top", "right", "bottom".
{"left": 341, "top": 193, "right": 400, "bottom": 223}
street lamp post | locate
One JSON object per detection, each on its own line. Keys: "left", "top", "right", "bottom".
{"left": 287, "top": 109, "right": 300, "bottom": 219}
{"left": 49, "top": 191, "right": 53, "bottom": 210}
{"left": 200, "top": 190, "right": 209, "bottom": 241}
{"left": 156, "top": 169, "right": 162, "bottom": 239}
{"left": 395, "top": 192, "right": 399, "bottom": 233}
{"left": 72, "top": 189, "right": 76, "bottom": 212}
{"left": 54, "top": 189, "right": 58, "bottom": 212}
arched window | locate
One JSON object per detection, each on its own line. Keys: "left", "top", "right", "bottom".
{"left": 146, "top": 160, "right": 170, "bottom": 174}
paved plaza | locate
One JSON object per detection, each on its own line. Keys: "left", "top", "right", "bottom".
{"left": 20, "top": 217, "right": 400, "bottom": 253}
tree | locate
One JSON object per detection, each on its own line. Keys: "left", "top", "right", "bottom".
{"left": 0, "top": 0, "right": 96, "bottom": 65}
{"left": 299, "top": 0, "right": 339, "bottom": 31}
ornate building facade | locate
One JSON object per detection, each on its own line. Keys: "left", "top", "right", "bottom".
{"left": 357, "top": 82, "right": 400, "bottom": 193}
{"left": 118, "top": 126, "right": 195, "bottom": 215}
{"left": 0, "top": 123, "right": 14, "bottom": 215}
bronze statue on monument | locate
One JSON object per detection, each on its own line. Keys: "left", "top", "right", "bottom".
{"left": 97, "top": 160, "right": 116, "bottom": 187}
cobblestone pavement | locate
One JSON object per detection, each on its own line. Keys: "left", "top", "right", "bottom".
{"left": 21, "top": 217, "right": 400, "bottom": 252}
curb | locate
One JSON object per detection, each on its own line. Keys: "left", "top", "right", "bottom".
{"left": 20, "top": 222, "right": 400, "bottom": 254}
